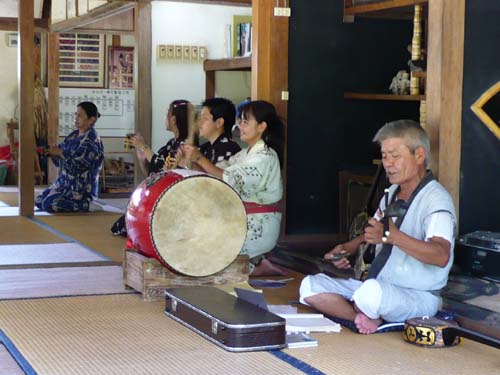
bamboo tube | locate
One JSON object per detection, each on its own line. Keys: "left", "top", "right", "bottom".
{"left": 410, "top": 5, "right": 423, "bottom": 95}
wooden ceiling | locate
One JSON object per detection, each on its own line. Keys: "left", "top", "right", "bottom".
{"left": 0, "top": 0, "right": 252, "bottom": 33}
{"left": 0, "top": 0, "right": 49, "bottom": 31}
{"left": 0, "top": 0, "right": 46, "bottom": 18}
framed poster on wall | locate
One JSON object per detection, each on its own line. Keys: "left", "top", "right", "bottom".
{"left": 109, "top": 46, "right": 134, "bottom": 89}
{"left": 59, "top": 33, "right": 104, "bottom": 87}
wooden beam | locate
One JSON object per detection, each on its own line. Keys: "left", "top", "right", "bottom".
{"left": 251, "top": 0, "right": 289, "bottom": 120}
{"left": 47, "top": 32, "right": 60, "bottom": 184}
{"left": 73, "top": 8, "right": 134, "bottom": 34}
{"left": 134, "top": 1, "right": 152, "bottom": 185}
{"left": 50, "top": 1, "right": 135, "bottom": 33}
{"left": 205, "top": 70, "right": 215, "bottom": 99}
{"left": 162, "top": 0, "right": 251, "bottom": 7}
{"left": 345, "top": 0, "right": 427, "bottom": 16}
{"left": 42, "top": 0, "right": 52, "bottom": 20}
{"left": 426, "top": 0, "right": 465, "bottom": 218}
{"left": 18, "top": 0, "right": 36, "bottom": 216}
{"left": 0, "top": 17, "right": 48, "bottom": 31}
{"left": 112, "top": 35, "right": 121, "bottom": 47}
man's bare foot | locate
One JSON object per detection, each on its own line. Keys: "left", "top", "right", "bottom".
{"left": 251, "top": 258, "right": 288, "bottom": 277}
{"left": 354, "top": 312, "right": 382, "bottom": 334}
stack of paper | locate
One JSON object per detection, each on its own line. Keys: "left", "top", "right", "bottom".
{"left": 278, "top": 313, "right": 342, "bottom": 333}
{"left": 286, "top": 332, "right": 318, "bottom": 348}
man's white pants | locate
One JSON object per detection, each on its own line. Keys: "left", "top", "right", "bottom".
{"left": 299, "top": 273, "right": 440, "bottom": 322}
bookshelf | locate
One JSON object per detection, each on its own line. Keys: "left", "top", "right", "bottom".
{"left": 204, "top": 56, "right": 252, "bottom": 99}
{"left": 204, "top": 56, "right": 251, "bottom": 71}
{"left": 343, "top": 0, "right": 427, "bottom": 127}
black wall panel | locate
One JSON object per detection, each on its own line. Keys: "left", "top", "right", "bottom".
{"left": 460, "top": 0, "right": 500, "bottom": 234}
{"left": 286, "top": 1, "right": 417, "bottom": 234}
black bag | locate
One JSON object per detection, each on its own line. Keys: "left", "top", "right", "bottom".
{"left": 111, "top": 214, "right": 127, "bottom": 237}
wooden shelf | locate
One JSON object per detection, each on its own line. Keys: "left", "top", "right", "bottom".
{"left": 172, "top": 0, "right": 251, "bottom": 6}
{"left": 344, "top": 0, "right": 427, "bottom": 19}
{"left": 203, "top": 56, "right": 251, "bottom": 72}
{"left": 344, "top": 92, "right": 425, "bottom": 101}
{"left": 411, "top": 70, "right": 427, "bottom": 78}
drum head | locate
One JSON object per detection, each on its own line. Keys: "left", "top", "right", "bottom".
{"left": 151, "top": 175, "right": 247, "bottom": 277}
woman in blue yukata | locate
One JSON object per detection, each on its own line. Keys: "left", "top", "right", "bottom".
{"left": 35, "top": 101, "right": 104, "bottom": 212}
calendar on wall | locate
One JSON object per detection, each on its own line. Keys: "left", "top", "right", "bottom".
{"left": 59, "top": 33, "right": 105, "bottom": 88}
{"left": 52, "top": 88, "right": 135, "bottom": 137}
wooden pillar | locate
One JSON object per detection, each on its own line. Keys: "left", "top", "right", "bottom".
{"left": 112, "top": 35, "right": 121, "bottom": 46}
{"left": 18, "top": 0, "right": 36, "bottom": 216}
{"left": 47, "top": 32, "right": 60, "bottom": 184}
{"left": 252, "top": 0, "right": 290, "bottom": 237}
{"left": 426, "top": 0, "right": 465, "bottom": 218}
{"left": 205, "top": 70, "right": 215, "bottom": 99}
{"left": 251, "top": 0, "right": 289, "bottom": 121}
{"left": 134, "top": 1, "right": 152, "bottom": 185}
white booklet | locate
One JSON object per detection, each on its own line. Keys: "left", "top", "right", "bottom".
{"left": 278, "top": 313, "right": 342, "bottom": 333}
{"left": 286, "top": 332, "right": 318, "bottom": 348}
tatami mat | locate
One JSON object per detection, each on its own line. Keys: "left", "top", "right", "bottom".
{"left": 0, "top": 191, "right": 22, "bottom": 206}
{"left": 0, "top": 294, "right": 305, "bottom": 375}
{"left": 0, "top": 189, "right": 44, "bottom": 207}
{"left": 95, "top": 197, "right": 129, "bottom": 212}
{"left": 35, "top": 215, "right": 127, "bottom": 262}
{"left": 467, "top": 293, "right": 500, "bottom": 313}
{"left": 0, "top": 206, "right": 52, "bottom": 216}
{"left": 0, "top": 187, "right": 127, "bottom": 213}
{"left": 0, "top": 330, "right": 35, "bottom": 375}
{"left": 0, "top": 217, "right": 66, "bottom": 244}
{"left": 0, "top": 343, "right": 25, "bottom": 375}
{"left": 0, "top": 243, "right": 108, "bottom": 269}
{"left": 282, "top": 328, "right": 499, "bottom": 375}
{"left": 260, "top": 272, "right": 499, "bottom": 374}
{"left": 0, "top": 266, "right": 131, "bottom": 300}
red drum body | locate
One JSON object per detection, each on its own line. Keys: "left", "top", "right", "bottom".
{"left": 126, "top": 170, "right": 247, "bottom": 277}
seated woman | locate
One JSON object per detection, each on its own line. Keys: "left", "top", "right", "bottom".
{"left": 111, "top": 99, "right": 194, "bottom": 235}
{"left": 130, "top": 99, "right": 194, "bottom": 174}
{"left": 181, "top": 100, "right": 285, "bottom": 276}
{"left": 36, "top": 102, "right": 104, "bottom": 213}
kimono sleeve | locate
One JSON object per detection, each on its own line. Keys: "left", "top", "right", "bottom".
{"left": 222, "top": 151, "right": 274, "bottom": 200}
{"left": 62, "top": 136, "right": 102, "bottom": 173}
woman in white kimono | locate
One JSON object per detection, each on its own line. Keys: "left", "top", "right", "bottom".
{"left": 181, "top": 100, "right": 285, "bottom": 276}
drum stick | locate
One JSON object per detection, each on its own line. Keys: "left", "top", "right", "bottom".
{"left": 322, "top": 252, "right": 350, "bottom": 262}
{"left": 382, "top": 189, "right": 390, "bottom": 242}
{"left": 170, "top": 103, "right": 197, "bottom": 169}
{"left": 185, "top": 102, "right": 197, "bottom": 147}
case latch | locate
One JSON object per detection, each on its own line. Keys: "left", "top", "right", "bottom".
{"left": 171, "top": 299, "right": 177, "bottom": 312}
{"left": 211, "top": 320, "right": 218, "bottom": 335}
